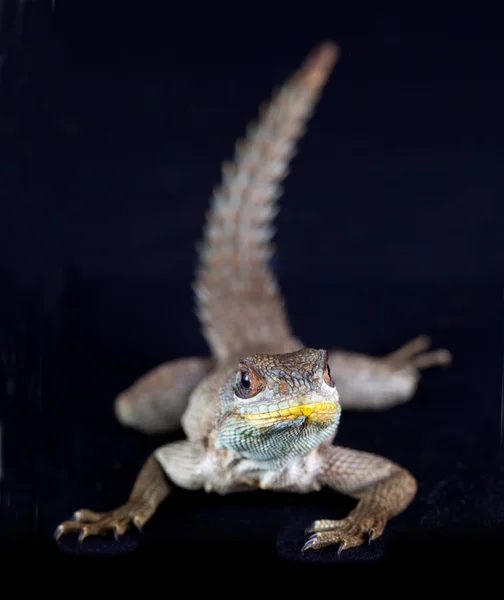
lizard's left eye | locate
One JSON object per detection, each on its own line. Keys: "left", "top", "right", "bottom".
{"left": 323, "top": 364, "right": 335, "bottom": 387}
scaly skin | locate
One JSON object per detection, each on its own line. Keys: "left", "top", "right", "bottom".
{"left": 55, "top": 42, "right": 450, "bottom": 554}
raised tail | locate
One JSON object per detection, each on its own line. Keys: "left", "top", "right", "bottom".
{"left": 194, "top": 42, "right": 339, "bottom": 361}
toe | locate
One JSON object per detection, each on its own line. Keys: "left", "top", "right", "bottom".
{"left": 113, "top": 518, "right": 131, "bottom": 537}
{"left": 53, "top": 523, "right": 66, "bottom": 541}
{"left": 54, "top": 520, "right": 86, "bottom": 541}
{"left": 73, "top": 508, "right": 104, "bottom": 523}
{"left": 304, "top": 518, "right": 345, "bottom": 534}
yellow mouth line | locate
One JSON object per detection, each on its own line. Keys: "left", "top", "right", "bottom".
{"left": 243, "top": 402, "right": 338, "bottom": 424}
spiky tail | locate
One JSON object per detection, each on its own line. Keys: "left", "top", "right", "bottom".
{"left": 194, "top": 42, "right": 339, "bottom": 362}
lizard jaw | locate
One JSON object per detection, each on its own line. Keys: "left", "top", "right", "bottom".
{"left": 241, "top": 401, "right": 339, "bottom": 427}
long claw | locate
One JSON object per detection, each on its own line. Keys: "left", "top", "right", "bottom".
{"left": 301, "top": 533, "right": 317, "bottom": 553}
{"left": 78, "top": 528, "right": 89, "bottom": 544}
{"left": 54, "top": 525, "right": 64, "bottom": 542}
{"left": 337, "top": 541, "right": 345, "bottom": 555}
{"left": 132, "top": 515, "right": 143, "bottom": 530}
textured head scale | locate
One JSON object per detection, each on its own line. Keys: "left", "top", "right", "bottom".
{"left": 217, "top": 348, "right": 341, "bottom": 462}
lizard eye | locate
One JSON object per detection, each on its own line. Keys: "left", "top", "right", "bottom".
{"left": 235, "top": 365, "right": 263, "bottom": 399}
{"left": 323, "top": 363, "right": 335, "bottom": 388}
{"left": 241, "top": 371, "right": 250, "bottom": 389}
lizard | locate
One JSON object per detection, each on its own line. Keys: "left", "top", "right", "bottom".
{"left": 54, "top": 41, "right": 451, "bottom": 554}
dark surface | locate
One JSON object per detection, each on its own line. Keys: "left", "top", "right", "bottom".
{"left": 0, "top": 1, "right": 503, "bottom": 573}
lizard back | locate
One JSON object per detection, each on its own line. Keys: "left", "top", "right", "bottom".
{"left": 193, "top": 43, "right": 339, "bottom": 362}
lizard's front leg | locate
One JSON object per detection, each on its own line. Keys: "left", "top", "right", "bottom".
{"left": 302, "top": 445, "right": 417, "bottom": 553}
{"left": 55, "top": 454, "right": 169, "bottom": 542}
{"left": 55, "top": 441, "right": 204, "bottom": 541}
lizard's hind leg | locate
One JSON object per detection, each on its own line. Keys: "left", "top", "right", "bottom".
{"left": 328, "top": 335, "right": 451, "bottom": 412}
{"left": 114, "top": 357, "right": 212, "bottom": 434}
{"left": 383, "top": 335, "right": 451, "bottom": 369}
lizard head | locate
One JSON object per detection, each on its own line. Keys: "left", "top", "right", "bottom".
{"left": 216, "top": 348, "right": 341, "bottom": 462}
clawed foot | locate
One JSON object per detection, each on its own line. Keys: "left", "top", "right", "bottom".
{"left": 386, "top": 335, "right": 451, "bottom": 371}
{"left": 302, "top": 511, "right": 387, "bottom": 554}
{"left": 54, "top": 503, "right": 148, "bottom": 543}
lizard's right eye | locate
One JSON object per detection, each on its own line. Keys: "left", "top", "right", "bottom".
{"left": 235, "top": 366, "right": 263, "bottom": 399}
{"left": 240, "top": 371, "right": 251, "bottom": 389}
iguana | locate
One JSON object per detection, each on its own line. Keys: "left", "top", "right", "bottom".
{"left": 55, "top": 41, "right": 451, "bottom": 554}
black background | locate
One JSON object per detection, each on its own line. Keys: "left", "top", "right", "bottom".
{"left": 0, "top": 0, "right": 503, "bottom": 576}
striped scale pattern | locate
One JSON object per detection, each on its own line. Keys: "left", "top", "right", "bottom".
{"left": 193, "top": 43, "right": 339, "bottom": 361}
